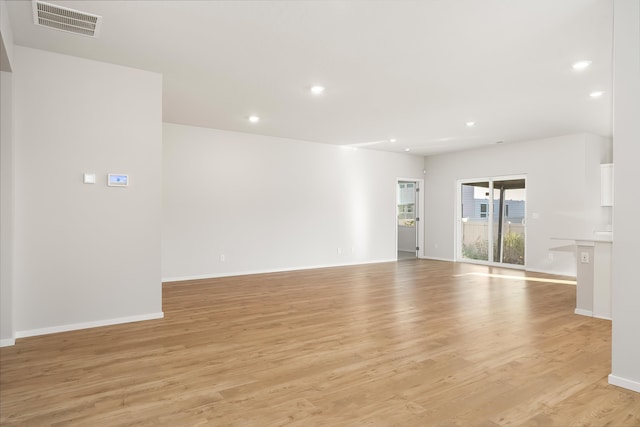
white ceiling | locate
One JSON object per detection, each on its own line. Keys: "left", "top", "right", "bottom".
{"left": 6, "top": 0, "right": 613, "bottom": 155}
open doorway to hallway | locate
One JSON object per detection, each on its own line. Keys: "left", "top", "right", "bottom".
{"left": 397, "top": 179, "right": 423, "bottom": 260}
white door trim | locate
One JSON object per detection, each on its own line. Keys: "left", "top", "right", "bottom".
{"left": 396, "top": 178, "right": 425, "bottom": 259}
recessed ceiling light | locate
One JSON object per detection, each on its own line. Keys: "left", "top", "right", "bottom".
{"left": 404, "top": 148, "right": 411, "bottom": 152}
{"left": 310, "top": 85, "right": 325, "bottom": 95}
{"left": 589, "top": 91, "right": 604, "bottom": 98}
{"left": 390, "top": 138, "right": 397, "bottom": 143}
{"left": 572, "top": 60, "right": 592, "bottom": 71}
{"left": 248, "top": 115, "right": 260, "bottom": 123}
{"left": 466, "top": 121, "right": 475, "bottom": 127}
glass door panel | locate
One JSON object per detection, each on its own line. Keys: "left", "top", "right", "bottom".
{"left": 460, "top": 182, "right": 490, "bottom": 262}
{"left": 492, "top": 179, "right": 526, "bottom": 265}
{"left": 491, "top": 186, "right": 501, "bottom": 263}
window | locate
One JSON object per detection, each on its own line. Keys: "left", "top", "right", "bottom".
{"left": 505, "top": 205, "right": 509, "bottom": 217}
{"left": 398, "top": 203, "right": 415, "bottom": 225}
{"left": 398, "top": 182, "right": 416, "bottom": 226}
{"left": 480, "top": 203, "right": 488, "bottom": 218}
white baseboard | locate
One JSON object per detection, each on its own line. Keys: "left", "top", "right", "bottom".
{"left": 574, "top": 308, "right": 594, "bottom": 317}
{"left": 609, "top": 374, "right": 640, "bottom": 393}
{"left": 593, "top": 314, "right": 612, "bottom": 321}
{"left": 162, "top": 258, "right": 577, "bottom": 284}
{"left": 15, "top": 312, "right": 164, "bottom": 339}
{"left": 162, "top": 259, "right": 397, "bottom": 283}
{"left": 419, "top": 256, "right": 454, "bottom": 262}
{"left": 0, "top": 338, "right": 16, "bottom": 347}
{"left": 525, "top": 267, "right": 577, "bottom": 277}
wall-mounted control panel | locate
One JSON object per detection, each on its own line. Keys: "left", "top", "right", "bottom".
{"left": 107, "top": 174, "right": 129, "bottom": 187}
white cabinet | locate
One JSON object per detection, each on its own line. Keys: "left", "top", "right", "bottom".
{"left": 601, "top": 163, "right": 614, "bottom": 206}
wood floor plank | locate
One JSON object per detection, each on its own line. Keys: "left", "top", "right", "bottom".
{"left": 1, "top": 260, "right": 639, "bottom": 426}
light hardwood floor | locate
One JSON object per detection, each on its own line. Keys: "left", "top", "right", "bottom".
{"left": 1, "top": 260, "right": 639, "bottom": 426}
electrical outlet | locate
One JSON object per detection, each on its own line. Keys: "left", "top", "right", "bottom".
{"left": 337, "top": 247, "right": 342, "bottom": 255}
{"left": 219, "top": 254, "right": 225, "bottom": 262}
{"left": 580, "top": 252, "right": 589, "bottom": 263}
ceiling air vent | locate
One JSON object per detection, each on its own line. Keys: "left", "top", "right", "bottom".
{"left": 32, "top": 1, "right": 102, "bottom": 37}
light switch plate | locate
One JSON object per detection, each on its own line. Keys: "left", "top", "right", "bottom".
{"left": 83, "top": 173, "right": 96, "bottom": 184}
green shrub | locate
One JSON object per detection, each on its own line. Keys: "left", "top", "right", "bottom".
{"left": 462, "top": 237, "right": 488, "bottom": 260}
{"left": 502, "top": 231, "right": 525, "bottom": 265}
{"left": 463, "top": 232, "right": 524, "bottom": 265}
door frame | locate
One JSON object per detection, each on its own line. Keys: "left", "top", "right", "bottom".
{"left": 455, "top": 174, "right": 527, "bottom": 268}
{"left": 396, "top": 178, "right": 425, "bottom": 259}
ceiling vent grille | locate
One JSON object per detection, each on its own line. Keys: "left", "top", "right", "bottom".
{"left": 32, "top": 1, "right": 102, "bottom": 37}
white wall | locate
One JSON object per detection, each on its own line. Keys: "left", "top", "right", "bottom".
{"left": 13, "top": 47, "right": 163, "bottom": 336}
{"left": 423, "top": 133, "right": 611, "bottom": 276}
{"left": 0, "top": 70, "right": 13, "bottom": 346}
{"left": 0, "top": 0, "right": 14, "bottom": 347}
{"left": 610, "top": 0, "right": 640, "bottom": 393}
{"left": 162, "top": 123, "right": 424, "bottom": 280}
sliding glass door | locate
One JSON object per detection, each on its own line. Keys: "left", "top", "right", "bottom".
{"left": 459, "top": 177, "right": 526, "bottom": 266}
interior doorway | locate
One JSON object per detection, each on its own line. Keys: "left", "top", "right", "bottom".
{"left": 397, "top": 179, "right": 424, "bottom": 260}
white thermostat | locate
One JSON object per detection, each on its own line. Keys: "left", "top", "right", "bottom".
{"left": 107, "top": 174, "right": 129, "bottom": 187}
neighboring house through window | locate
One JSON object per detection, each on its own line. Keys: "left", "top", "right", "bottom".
{"left": 480, "top": 203, "right": 487, "bottom": 218}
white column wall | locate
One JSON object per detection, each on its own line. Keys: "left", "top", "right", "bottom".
{"left": 0, "top": 0, "right": 14, "bottom": 346}
{"left": 13, "top": 47, "right": 163, "bottom": 337}
{"left": 0, "top": 70, "right": 14, "bottom": 346}
{"left": 609, "top": 0, "right": 640, "bottom": 393}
